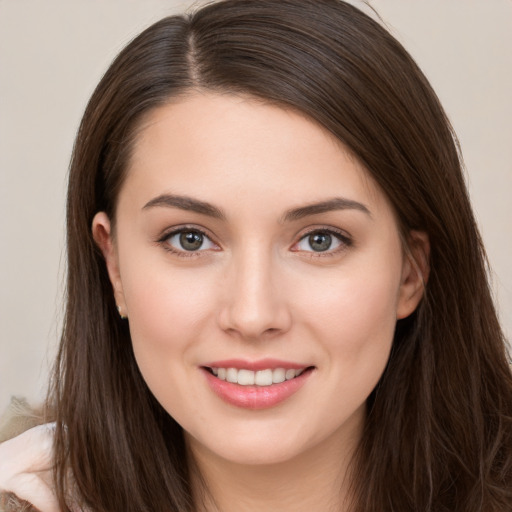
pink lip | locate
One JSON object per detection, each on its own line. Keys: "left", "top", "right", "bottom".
{"left": 202, "top": 358, "right": 307, "bottom": 371}
{"left": 201, "top": 365, "right": 314, "bottom": 410}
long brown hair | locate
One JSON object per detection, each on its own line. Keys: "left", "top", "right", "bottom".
{"left": 48, "top": 1, "right": 512, "bottom": 510}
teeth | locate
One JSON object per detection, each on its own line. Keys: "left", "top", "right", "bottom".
{"left": 285, "top": 369, "right": 296, "bottom": 380}
{"left": 212, "top": 367, "right": 306, "bottom": 386}
{"left": 238, "top": 369, "right": 255, "bottom": 385}
{"left": 255, "top": 369, "right": 273, "bottom": 386}
{"left": 226, "top": 368, "right": 238, "bottom": 383}
{"left": 272, "top": 368, "right": 286, "bottom": 383}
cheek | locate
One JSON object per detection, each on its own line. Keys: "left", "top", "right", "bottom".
{"left": 296, "top": 258, "right": 401, "bottom": 387}
{"left": 337, "top": 273, "right": 398, "bottom": 339}
{"left": 299, "top": 256, "right": 400, "bottom": 334}
{"left": 120, "top": 265, "right": 222, "bottom": 427}
{"left": 120, "top": 262, "right": 217, "bottom": 375}
{"left": 286, "top": 270, "right": 400, "bottom": 444}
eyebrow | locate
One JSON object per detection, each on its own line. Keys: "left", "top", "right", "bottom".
{"left": 142, "top": 194, "right": 371, "bottom": 221}
{"left": 282, "top": 197, "right": 372, "bottom": 222}
{"left": 142, "top": 194, "right": 226, "bottom": 219}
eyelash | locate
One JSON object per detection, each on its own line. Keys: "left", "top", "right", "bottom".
{"left": 157, "top": 226, "right": 218, "bottom": 258}
{"left": 156, "top": 226, "right": 353, "bottom": 258}
{"left": 293, "top": 228, "right": 353, "bottom": 257}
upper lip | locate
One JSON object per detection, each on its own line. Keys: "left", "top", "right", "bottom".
{"left": 202, "top": 358, "right": 312, "bottom": 371}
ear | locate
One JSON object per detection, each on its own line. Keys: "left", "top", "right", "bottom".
{"left": 396, "top": 230, "right": 430, "bottom": 320}
{"left": 92, "top": 212, "right": 127, "bottom": 317}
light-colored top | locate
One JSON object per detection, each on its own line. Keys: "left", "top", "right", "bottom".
{"left": 0, "top": 398, "right": 89, "bottom": 512}
{"left": 0, "top": 422, "right": 58, "bottom": 512}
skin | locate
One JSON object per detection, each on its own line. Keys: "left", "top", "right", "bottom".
{"left": 93, "top": 92, "right": 428, "bottom": 512}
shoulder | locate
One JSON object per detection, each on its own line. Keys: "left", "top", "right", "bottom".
{"left": 0, "top": 398, "right": 56, "bottom": 512}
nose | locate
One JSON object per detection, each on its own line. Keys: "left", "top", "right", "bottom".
{"left": 217, "top": 246, "right": 292, "bottom": 340}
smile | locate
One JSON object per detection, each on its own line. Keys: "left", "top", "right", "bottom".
{"left": 201, "top": 360, "right": 315, "bottom": 409}
{"left": 207, "top": 367, "right": 307, "bottom": 386}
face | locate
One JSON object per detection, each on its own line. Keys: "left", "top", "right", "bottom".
{"left": 93, "top": 92, "right": 426, "bottom": 467}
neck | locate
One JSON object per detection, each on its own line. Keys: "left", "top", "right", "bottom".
{"left": 187, "top": 423, "right": 361, "bottom": 512}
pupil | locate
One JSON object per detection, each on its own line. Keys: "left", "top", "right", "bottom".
{"left": 309, "top": 233, "right": 331, "bottom": 252}
{"left": 180, "top": 231, "right": 203, "bottom": 251}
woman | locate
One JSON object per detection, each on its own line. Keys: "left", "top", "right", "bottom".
{"left": 1, "top": 0, "right": 511, "bottom": 510}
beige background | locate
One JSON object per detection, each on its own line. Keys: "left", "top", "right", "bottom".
{"left": 0, "top": 0, "right": 511, "bottom": 413}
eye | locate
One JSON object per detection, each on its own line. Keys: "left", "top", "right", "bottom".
{"left": 294, "top": 230, "right": 350, "bottom": 253}
{"left": 165, "top": 229, "right": 217, "bottom": 253}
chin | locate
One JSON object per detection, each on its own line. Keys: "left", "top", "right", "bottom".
{"left": 186, "top": 420, "right": 331, "bottom": 468}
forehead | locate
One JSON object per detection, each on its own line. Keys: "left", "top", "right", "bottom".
{"left": 121, "top": 92, "right": 385, "bottom": 214}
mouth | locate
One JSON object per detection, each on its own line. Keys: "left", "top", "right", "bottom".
{"left": 201, "top": 361, "right": 316, "bottom": 409}
{"left": 203, "top": 366, "right": 314, "bottom": 386}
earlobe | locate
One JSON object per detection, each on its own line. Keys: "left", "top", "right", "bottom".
{"left": 396, "top": 230, "right": 430, "bottom": 320}
{"left": 92, "top": 212, "right": 127, "bottom": 315}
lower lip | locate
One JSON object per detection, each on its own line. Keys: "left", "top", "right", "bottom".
{"left": 202, "top": 368, "right": 313, "bottom": 410}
